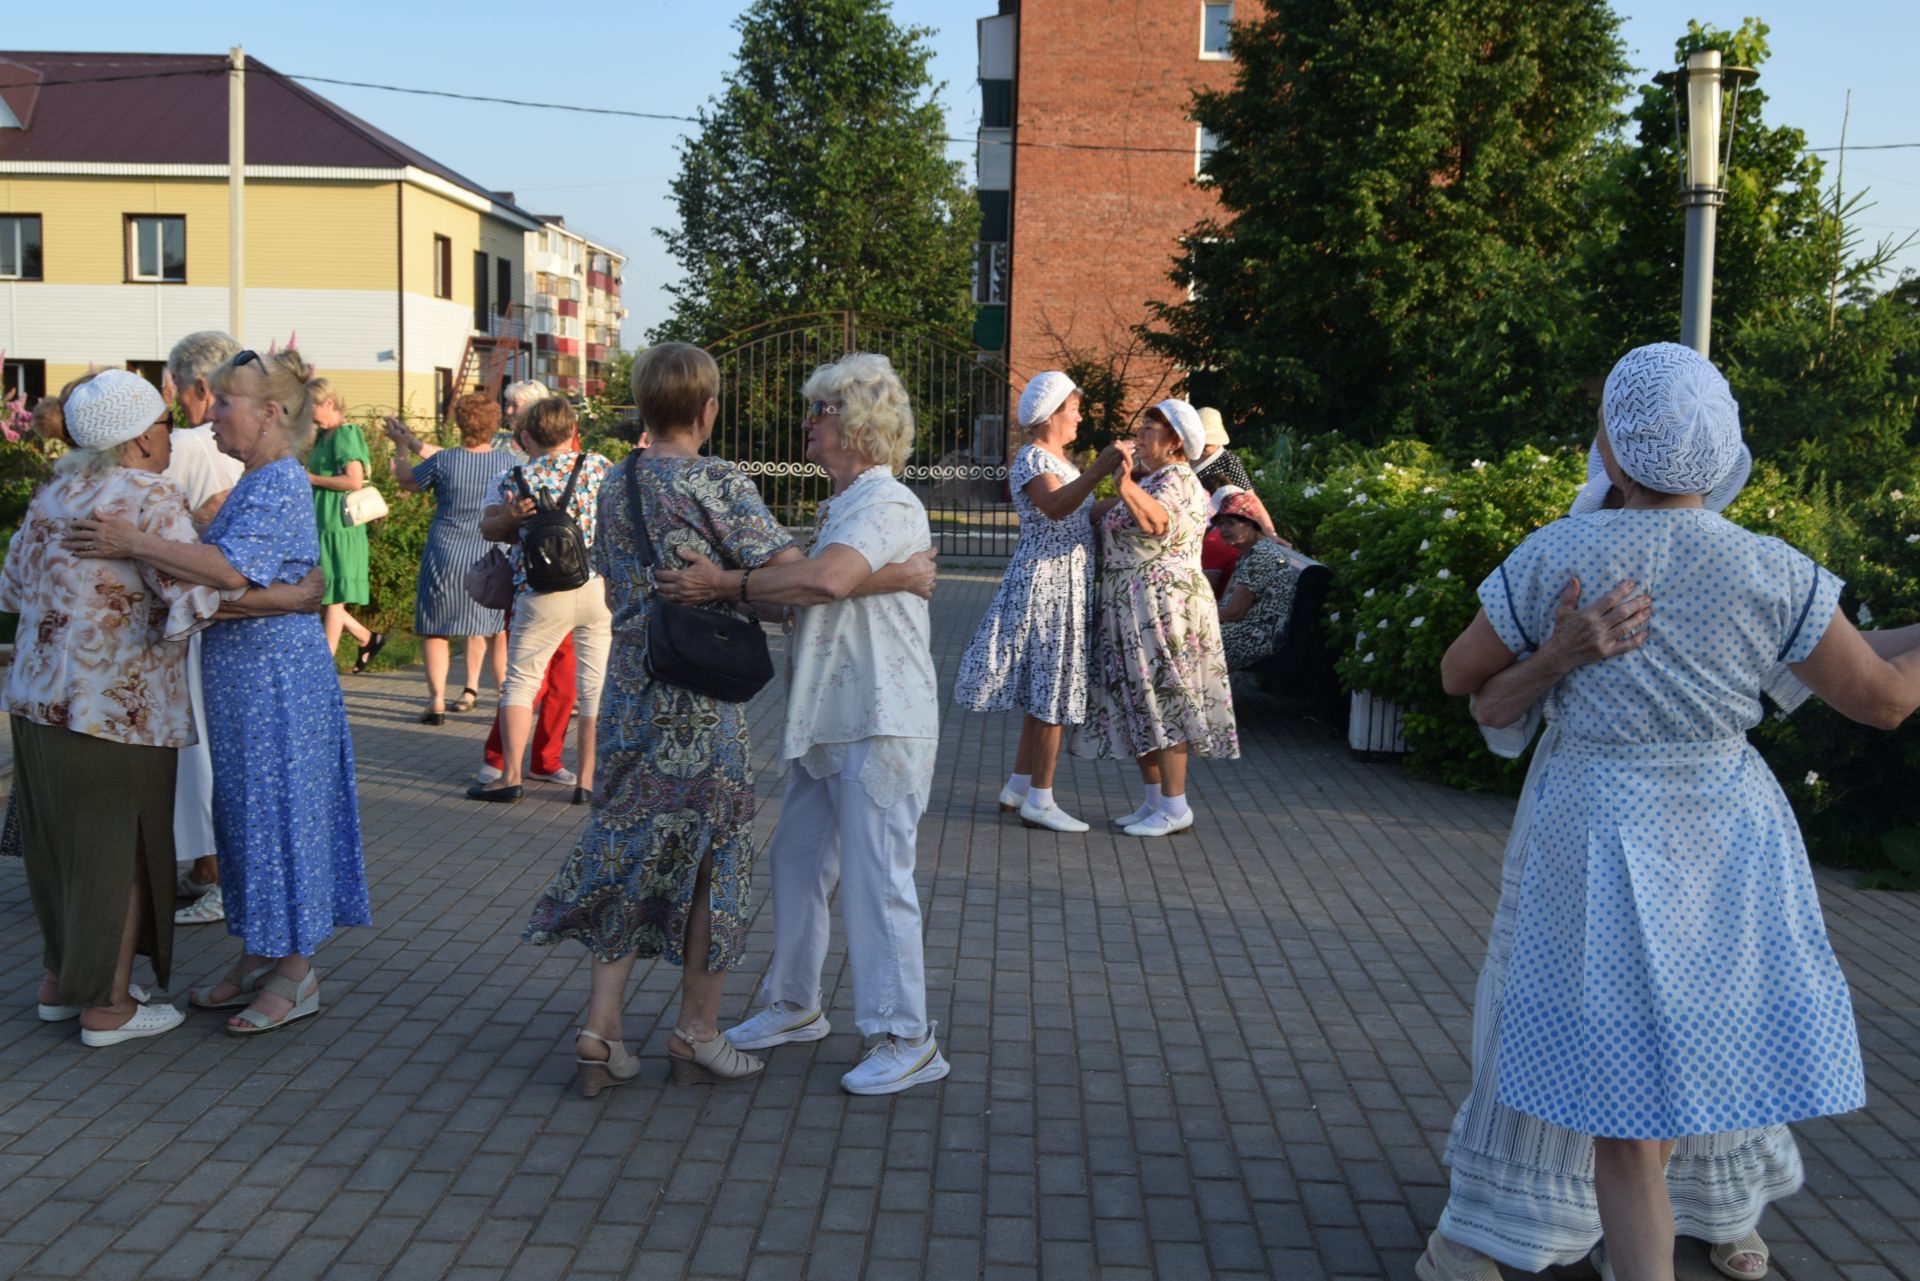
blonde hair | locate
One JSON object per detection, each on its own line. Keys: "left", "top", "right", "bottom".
{"left": 307, "top": 376, "right": 341, "bottom": 416}
{"left": 632, "top": 342, "right": 718, "bottom": 436}
{"left": 208, "top": 348, "right": 323, "bottom": 446}
{"left": 802, "top": 353, "right": 914, "bottom": 474}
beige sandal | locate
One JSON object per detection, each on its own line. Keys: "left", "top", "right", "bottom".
{"left": 575, "top": 1029, "right": 640, "bottom": 1098}
{"left": 189, "top": 960, "right": 276, "bottom": 1011}
{"left": 669, "top": 1026, "right": 765, "bottom": 1085}
{"left": 225, "top": 970, "right": 320, "bottom": 1037}
{"left": 1414, "top": 1230, "right": 1503, "bottom": 1281}
{"left": 1710, "top": 1231, "right": 1769, "bottom": 1280}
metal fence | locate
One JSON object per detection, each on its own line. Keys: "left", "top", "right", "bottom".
{"left": 706, "top": 312, "right": 1016, "bottom": 558}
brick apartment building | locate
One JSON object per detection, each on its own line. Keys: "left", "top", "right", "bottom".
{"left": 974, "top": 0, "right": 1253, "bottom": 416}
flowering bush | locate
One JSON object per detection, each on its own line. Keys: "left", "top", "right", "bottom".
{"left": 1258, "top": 438, "right": 1920, "bottom": 877}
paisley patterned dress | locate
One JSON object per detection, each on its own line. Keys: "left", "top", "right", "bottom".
{"left": 524, "top": 455, "right": 794, "bottom": 968}
{"left": 1072, "top": 463, "right": 1238, "bottom": 761}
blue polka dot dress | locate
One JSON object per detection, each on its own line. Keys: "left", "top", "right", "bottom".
{"left": 1478, "top": 509, "right": 1864, "bottom": 1140}
{"left": 201, "top": 458, "right": 372, "bottom": 957}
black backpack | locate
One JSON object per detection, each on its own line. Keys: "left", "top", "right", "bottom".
{"left": 514, "top": 455, "right": 592, "bottom": 593}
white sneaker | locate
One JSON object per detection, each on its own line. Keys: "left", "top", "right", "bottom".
{"left": 1112, "top": 803, "right": 1155, "bottom": 828}
{"left": 174, "top": 884, "right": 225, "bottom": 924}
{"left": 475, "top": 764, "right": 504, "bottom": 785}
{"left": 725, "top": 1003, "right": 832, "bottom": 1050}
{"left": 79, "top": 1002, "right": 184, "bottom": 1048}
{"left": 1019, "top": 798, "right": 1090, "bottom": 833}
{"left": 840, "top": 1027, "right": 951, "bottom": 1096}
{"left": 530, "top": 765, "right": 578, "bottom": 786}
{"left": 1124, "top": 809, "right": 1196, "bottom": 838}
{"left": 997, "top": 784, "right": 1028, "bottom": 813}
{"left": 38, "top": 983, "right": 151, "bottom": 1023}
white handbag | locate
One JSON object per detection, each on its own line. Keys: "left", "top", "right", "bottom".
{"left": 342, "top": 486, "right": 390, "bottom": 527}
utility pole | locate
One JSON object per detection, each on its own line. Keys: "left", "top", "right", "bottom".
{"left": 228, "top": 46, "right": 245, "bottom": 340}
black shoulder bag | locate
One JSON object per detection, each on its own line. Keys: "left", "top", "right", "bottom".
{"left": 627, "top": 458, "right": 776, "bottom": 703}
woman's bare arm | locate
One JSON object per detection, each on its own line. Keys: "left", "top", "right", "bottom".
{"left": 1114, "top": 467, "right": 1170, "bottom": 537}
{"left": 310, "top": 460, "right": 366, "bottom": 493}
{"left": 1450, "top": 577, "right": 1649, "bottom": 725}
{"left": 65, "top": 515, "right": 249, "bottom": 590}
{"left": 1025, "top": 447, "right": 1122, "bottom": 521}
{"left": 212, "top": 569, "right": 326, "bottom": 619}
{"left": 1793, "top": 610, "right": 1920, "bottom": 730}
{"left": 1219, "top": 581, "right": 1255, "bottom": 623}
{"left": 657, "top": 544, "right": 884, "bottom": 607}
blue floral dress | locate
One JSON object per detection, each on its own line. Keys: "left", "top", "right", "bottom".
{"left": 1481, "top": 508, "right": 1862, "bottom": 1139}
{"left": 201, "top": 457, "right": 371, "bottom": 956}
{"left": 524, "top": 455, "right": 793, "bottom": 968}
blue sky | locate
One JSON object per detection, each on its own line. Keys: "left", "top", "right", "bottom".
{"left": 7, "top": 2, "right": 1916, "bottom": 342}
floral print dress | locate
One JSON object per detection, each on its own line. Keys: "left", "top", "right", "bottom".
{"left": 1072, "top": 463, "right": 1238, "bottom": 761}
{"left": 524, "top": 455, "right": 794, "bottom": 968}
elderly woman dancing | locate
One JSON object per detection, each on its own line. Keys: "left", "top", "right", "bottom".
{"left": 658, "top": 353, "right": 948, "bottom": 1096}
{"left": 1073, "top": 398, "right": 1238, "bottom": 837}
{"left": 1440, "top": 343, "right": 1920, "bottom": 1281}
{"left": 73, "top": 349, "right": 372, "bottom": 1036}
{"left": 953, "top": 371, "right": 1125, "bottom": 831}
{"left": 3, "top": 373, "right": 225, "bottom": 1045}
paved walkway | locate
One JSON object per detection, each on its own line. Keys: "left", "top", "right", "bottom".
{"left": 1, "top": 571, "right": 1917, "bottom": 1280}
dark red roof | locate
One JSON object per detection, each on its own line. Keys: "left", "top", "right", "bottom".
{"left": 0, "top": 52, "right": 534, "bottom": 221}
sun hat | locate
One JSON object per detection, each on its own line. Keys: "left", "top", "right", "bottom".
{"left": 1208, "top": 483, "right": 1245, "bottom": 516}
{"left": 1198, "top": 407, "right": 1230, "bottom": 448}
{"left": 1151, "top": 398, "right": 1206, "bottom": 461}
{"left": 1569, "top": 434, "right": 1753, "bottom": 517}
{"left": 1017, "top": 371, "right": 1078, "bottom": 428}
{"left": 63, "top": 370, "right": 167, "bottom": 451}
{"left": 1600, "top": 342, "right": 1743, "bottom": 497}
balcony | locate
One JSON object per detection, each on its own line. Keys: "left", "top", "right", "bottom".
{"left": 558, "top": 298, "right": 579, "bottom": 318}
{"left": 535, "top": 333, "right": 555, "bottom": 352}
{"left": 586, "top": 379, "right": 606, "bottom": 397}
{"left": 588, "top": 270, "right": 613, "bottom": 294}
{"left": 555, "top": 337, "right": 580, "bottom": 356}
{"left": 587, "top": 342, "right": 608, "bottom": 363}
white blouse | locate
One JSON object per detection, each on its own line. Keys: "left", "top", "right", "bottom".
{"left": 782, "top": 467, "right": 939, "bottom": 805}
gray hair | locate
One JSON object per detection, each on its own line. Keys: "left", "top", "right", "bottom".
{"left": 503, "top": 380, "right": 546, "bottom": 413}
{"left": 53, "top": 442, "right": 135, "bottom": 479}
{"left": 166, "top": 331, "right": 241, "bottom": 391}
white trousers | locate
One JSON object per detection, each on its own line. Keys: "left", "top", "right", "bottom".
{"left": 502, "top": 578, "right": 611, "bottom": 716}
{"left": 761, "top": 739, "right": 930, "bottom": 1039}
{"left": 174, "top": 631, "right": 218, "bottom": 865}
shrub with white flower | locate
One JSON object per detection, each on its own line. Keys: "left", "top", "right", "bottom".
{"left": 1409, "top": 616, "right": 1425, "bottom": 628}
{"left": 1436, "top": 568, "right": 1451, "bottom": 580}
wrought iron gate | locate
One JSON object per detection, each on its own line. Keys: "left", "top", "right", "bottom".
{"left": 707, "top": 312, "right": 1016, "bottom": 557}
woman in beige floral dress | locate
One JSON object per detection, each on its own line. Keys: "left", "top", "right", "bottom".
{"left": 1073, "top": 399, "right": 1238, "bottom": 837}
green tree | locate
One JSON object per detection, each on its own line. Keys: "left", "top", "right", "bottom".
{"left": 1144, "top": 0, "right": 1628, "bottom": 455}
{"left": 653, "top": 0, "right": 978, "bottom": 344}
{"left": 1583, "top": 20, "right": 1920, "bottom": 495}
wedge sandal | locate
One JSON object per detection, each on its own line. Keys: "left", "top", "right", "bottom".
{"left": 1711, "top": 1231, "right": 1769, "bottom": 1281}
{"left": 189, "top": 960, "right": 276, "bottom": 1011}
{"left": 226, "top": 970, "right": 321, "bottom": 1037}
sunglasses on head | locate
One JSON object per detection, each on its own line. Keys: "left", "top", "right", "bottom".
{"left": 231, "top": 350, "right": 260, "bottom": 369}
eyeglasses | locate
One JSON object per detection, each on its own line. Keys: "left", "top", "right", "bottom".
{"left": 804, "top": 400, "right": 841, "bottom": 421}
{"left": 231, "top": 350, "right": 260, "bottom": 369}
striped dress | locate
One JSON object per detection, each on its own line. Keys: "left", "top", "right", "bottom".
{"left": 411, "top": 447, "right": 508, "bottom": 638}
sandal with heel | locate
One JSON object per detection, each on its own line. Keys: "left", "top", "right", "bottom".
{"left": 575, "top": 1028, "right": 641, "bottom": 1098}
{"left": 1710, "top": 1232, "right": 1770, "bottom": 1281}
{"left": 225, "top": 969, "right": 321, "bottom": 1037}
{"left": 452, "top": 686, "right": 479, "bottom": 713}
{"left": 669, "top": 1026, "right": 765, "bottom": 1085}
{"left": 189, "top": 960, "right": 277, "bottom": 1011}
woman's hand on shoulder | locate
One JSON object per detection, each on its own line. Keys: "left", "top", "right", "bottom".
{"left": 65, "top": 513, "right": 144, "bottom": 560}
{"left": 1541, "top": 576, "right": 1650, "bottom": 667}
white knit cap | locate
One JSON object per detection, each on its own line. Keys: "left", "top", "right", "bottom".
{"left": 1153, "top": 398, "right": 1206, "bottom": 461}
{"left": 64, "top": 370, "right": 167, "bottom": 451}
{"left": 1198, "top": 407, "right": 1230, "bottom": 448}
{"left": 1569, "top": 434, "right": 1753, "bottom": 516}
{"left": 1601, "top": 343, "right": 1743, "bottom": 496}
{"left": 1017, "top": 371, "right": 1078, "bottom": 428}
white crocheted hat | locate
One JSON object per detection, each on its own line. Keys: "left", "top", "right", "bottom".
{"left": 1601, "top": 343, "right": 1743, "bottom": 496}
{"left": 1017, "top": 371, "right": 1078, "bottom": 428}
{"left": 1152, "top": 398, "right": 1206, "bottom": 461}
{"left": 1570, "top": 433, "right": 1753, "bottom": 516}
{"left": 64, "top": 370, "right": 168, "bottom": 451}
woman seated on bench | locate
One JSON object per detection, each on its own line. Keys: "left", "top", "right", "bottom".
{"left": 1215, "top": 490, "right": 1298, "bottom": 670}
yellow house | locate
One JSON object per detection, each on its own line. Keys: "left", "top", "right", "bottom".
{"left": 0, "top": 51, "right": 542, "bottom": 423}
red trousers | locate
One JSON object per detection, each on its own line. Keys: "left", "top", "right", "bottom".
{"left": 484, "top": 630, "right": 577, "bottom": 774}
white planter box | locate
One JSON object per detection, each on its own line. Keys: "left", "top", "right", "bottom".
{"left": 1348, "top": 689, "right": 1408, "bottom": 758}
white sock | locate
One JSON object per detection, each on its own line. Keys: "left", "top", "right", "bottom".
{"left": 1007, "top": 773, "right": 1032, "bottom": 795}
{"left": 1145, "top": 783, "right": 1163, "bottom": 811}
{"left": 1028, "top": 786, "right": 1054, "bottom": 811}
{"left": 1161, "top": 793, "right": 1190, "bottom": 819}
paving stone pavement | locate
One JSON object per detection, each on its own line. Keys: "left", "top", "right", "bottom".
{"left": 1, "top": 569, "right": 1917, "bottom": 1280}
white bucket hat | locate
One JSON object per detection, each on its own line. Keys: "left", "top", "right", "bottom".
{"left": 64, "top": 370, "right": 168, "bottom": 451}
{"left": 1152, "top": 398, "right": 1206, "bottom": 461}
{"left": 1198, "top": 407, "right": 1230, "bottom": 448}
{"left": 1017, "top": 371, "right": 1078, "bottom": 428}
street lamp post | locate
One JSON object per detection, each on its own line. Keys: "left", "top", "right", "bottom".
{"left": 1655, "top": 50, "right": 1757, "bottom": 357}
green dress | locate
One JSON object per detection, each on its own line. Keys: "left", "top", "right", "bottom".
{"left": 310, "top": 423, "right": 371, "bottom": 606}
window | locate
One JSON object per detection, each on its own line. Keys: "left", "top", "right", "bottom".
{"left": 1201, "top": 3, "right": 1233, "bottom": 58}
{"left": 1196, "top": 125, "right": 1223, "bottom": 181}
{"left": 0, "top": 215, "right": 42, "bottom": 280}
{"left": 125, "top": 360, "right": 167, "bottom": 391}
{"left": 127, "top": 215, "right": 185, "bottom": 282}
{"left": 496, "top": 258, "right": 512, "bottom": 317}
{"left": 435, "top": 367, "right": 454, "bottom": 422}
{"left": 473, "top": 250, "right": 490, "bottom": 331}
{"left": 433, "top": 236, "right": 453, "bottom": 300}
{"left": 3, "top": 358, "right": 45, "bottom": 406}
{"left": 973, "top": 242, "right": 1009, "bottom": 305}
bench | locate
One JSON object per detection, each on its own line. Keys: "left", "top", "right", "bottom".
{"left": 1240, "top": 547, "right": 1341, "bottom": 718}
